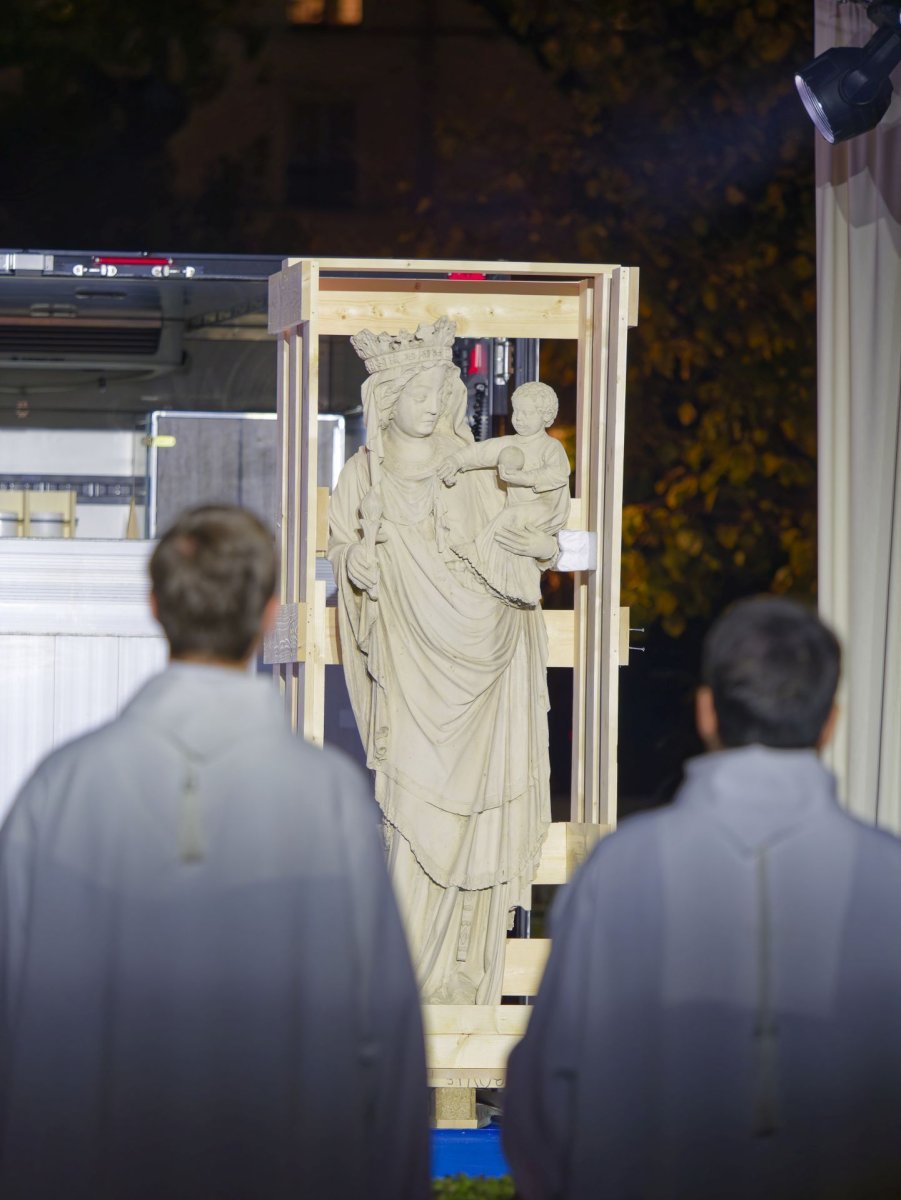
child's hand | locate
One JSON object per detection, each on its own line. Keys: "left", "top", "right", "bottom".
{"left": 499, "top": 464, "right": 534, "bottom": 486}
{"left": 438, "top": 455, "right": 462, "bottom": 486}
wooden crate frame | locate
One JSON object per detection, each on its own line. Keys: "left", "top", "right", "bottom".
{"left": 266, "top": 257, "right": 636, "bottom": 828}
{"left": 266, "top": 258, "right": 636, "bottom": 1118}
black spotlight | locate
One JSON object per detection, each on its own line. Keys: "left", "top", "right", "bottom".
{"left": 795, "top": 1, "right": 901, "bottom": 143}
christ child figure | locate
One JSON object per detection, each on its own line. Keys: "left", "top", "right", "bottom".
{"left": 438, "top": 380, "right": 571, "bottom": 607}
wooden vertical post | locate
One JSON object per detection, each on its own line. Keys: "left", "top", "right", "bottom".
{"left": 296, "top": 263, "right": 326, "bottom": 745}
{"left": 582, "top": 273, "right": 612, "bottom": 825}
{"left": 570, "top": 275, "right": 610, "bottom": 823}
{"left": 270, "top": 259, "right": 327, "bottom": 742}
{"left": 598, "top": 268, "right": 631, "bottom": 826}
{"left": 570, "top": 281, "right": 593, "bottom": 822}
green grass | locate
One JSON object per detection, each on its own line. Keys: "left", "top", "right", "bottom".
{"left": 432, "top": 1175, "right": 516, "bottom": 1199}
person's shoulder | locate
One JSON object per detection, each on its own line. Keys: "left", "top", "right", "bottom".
{"left": 548, "top": 808, "right": 671, "bottom": 934}
{"left": 574, "top": 806, "right": 672, "bottom": 888}
{"left": 34, "top": 712, "right": 130, "bottom": 776}
{"left": 276, "top": 734, "right": 371, "bottom": 796}
{"left": 835, "top": 804, "right": 901, "bottom": 868}
{"left": 10, "top": 713, "right": 133, "bottom": 818}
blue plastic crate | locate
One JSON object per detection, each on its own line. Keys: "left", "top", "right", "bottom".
{"left": 431, "top": 1121, "right": 510, "bottom": 1178}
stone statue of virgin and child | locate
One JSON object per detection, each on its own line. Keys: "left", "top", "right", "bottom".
{"left": 328, "top": 316, "right": 570, "bottom": 1005}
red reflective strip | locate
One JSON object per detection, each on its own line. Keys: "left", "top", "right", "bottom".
{"left": 94, "top": 256, "right": 172, "bottom": 266}
{"left": 447, "top": 272, "right": 487, "bottom": 280}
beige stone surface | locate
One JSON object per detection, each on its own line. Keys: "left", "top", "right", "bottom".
{"left": 328, "top": 317, "right": 562, "bottom": 1004}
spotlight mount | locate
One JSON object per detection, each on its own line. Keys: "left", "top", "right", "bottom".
{"left": 795, "top": 0, "right": 901, "bottom": 143}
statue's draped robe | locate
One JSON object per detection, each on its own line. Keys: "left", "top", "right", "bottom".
{"left": 329, "top": 440, "right": 552, "bottom": 1003}
{"left": 0, "top": 665, "right": 429, "bottom": 1200}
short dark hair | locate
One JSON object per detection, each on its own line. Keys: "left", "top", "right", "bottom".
{"left": 150, "top": 506, "right": 277, "bottom": 662}
{"left": 701, "top": 596, "right": 841, "bottom": 749}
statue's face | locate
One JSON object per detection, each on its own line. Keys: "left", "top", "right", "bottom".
{"left": 512, "top": 393, "right": 550, "bottom": 436}
{"left": 392, "top": 365, "right": 445, "bottom": 438}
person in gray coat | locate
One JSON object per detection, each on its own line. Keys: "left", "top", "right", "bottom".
{"left": 0, "top": 505, "right": 429, "bottom": 1200}
{"left": 504, "top": 596, "right": 901, "bottom": 1199}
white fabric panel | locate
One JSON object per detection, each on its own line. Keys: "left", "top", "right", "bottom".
{"left": 815, "top": 1, "right": 901, "bottom": 827}
{"left": 0, "top": 637, "right": 56, "bottom": 825}
{"left": 0, "top": 541, "right": 168, "bottom": 824}
{"left": 52, "top": 637, "right": 122, "bottom": 749}
{"left": 117, "top": 639, "right": 169, "bottom": 707}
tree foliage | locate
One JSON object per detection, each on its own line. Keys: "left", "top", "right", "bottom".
{"left": 0, "top": 0, "right": 818, "bottom": 635}
{"left": 457, "top": 0, "right": 819, "bottom": 634}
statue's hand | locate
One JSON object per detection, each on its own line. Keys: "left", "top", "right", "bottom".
{"left": 493, "top": 524, "right": 558, "bottom": 561}
{"left": 437, "top": 455, "right": 462, "bottom": 486}
{"left": 346, "top": 543, "right": 380, "bottom": 594}
{"left": 498, "top": 464, "right": 533, "bottom": 486}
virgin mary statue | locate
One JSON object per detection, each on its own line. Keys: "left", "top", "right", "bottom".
{"left": 328, "top": 317, "right": 559, "bottom": 1004}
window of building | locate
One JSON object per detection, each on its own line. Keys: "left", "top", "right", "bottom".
{"left": 286, "top": 0, "right": 362, "bottom": 25}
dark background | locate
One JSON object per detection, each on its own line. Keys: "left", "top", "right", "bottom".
{"left": 0, "top": 0, "right": 818, "bottom": 807}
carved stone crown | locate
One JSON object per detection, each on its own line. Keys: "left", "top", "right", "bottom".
{"left": 351, "top": 316, "right": 456, "bottom": 375}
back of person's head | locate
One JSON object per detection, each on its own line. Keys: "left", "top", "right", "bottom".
{"left": 701, "top": 596, "right": 841, "bottom": 749}
{"left": 150, "top": 505, "right": 277, "bottom": 663}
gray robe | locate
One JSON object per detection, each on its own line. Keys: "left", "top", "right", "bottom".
{"left": 504, "top": 746, "right": 901, "bottom": 1199}
{"left": 0, "top": 664, "right": 429, "bottom": 1200}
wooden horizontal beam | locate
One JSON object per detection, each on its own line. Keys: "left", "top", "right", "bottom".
{"left": 317, "top": 282, "right": 582, "bottom": 340}
{"left": 265, "top": 604, "right": 580, "bottom": 668}
{"left": 276, "top": 259, "right": 639, "bottom": 328}
{"left": 290, "top": 256, "right": 622, "bottom": 277}
{"left": 424, "top": 1004, "right": 531, "bottom": 1037}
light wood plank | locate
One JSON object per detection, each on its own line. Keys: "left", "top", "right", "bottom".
{"left": 425, "top": 1006, "right": 532, "bottom": 1090}
{"left": 316, "top": 487, "right": 330, "bottom": 555}
{"left": 429, "top": 1069, "right": 506, "bottom": 1092}
{"left": 317, "top": 285, "right": 582, "bottom": 340}
{"left": 533, "top": 820, "right": 609, "bottom": 885}
{"left": 570, "top": 280, "right": 595, "bottom": 820}
{"left": 583, "top": 274, "right": 612, "bottom": 825}
{"left": 598, "top": 268, "right": 631, "bottom": 827}
{"left": 289, "top": 256, "right": 622, "bottom": 277}
{"left": 269, "top": 605, "right": 579, "bottom": 668}
{"left": 502, "top": 938, "right": 550, "bottom": 996}
{"left": 320, "top": 278, "right": 581, "bottom": 298}
{"left": 619, "top": 605, "right": 631, "bottom": 667}
{"left": 427, "top": 1034, "right": 521, "bottom": 1072}
{"left": 564, "top": 496, "right": 584, "bottom": 530}
{"left": 628, "top": 266, "right": 641, "bottom": 328}
{"left": 423, "top": 1005, "right": 531, "bottom": 1037}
